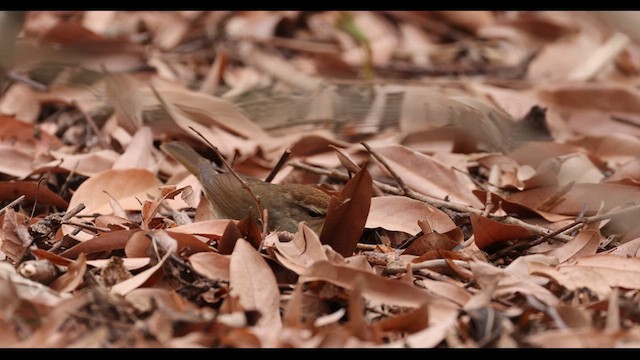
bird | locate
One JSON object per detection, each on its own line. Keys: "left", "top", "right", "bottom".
{"left": 161, "top": 141, "right": 330, "bottom": 233}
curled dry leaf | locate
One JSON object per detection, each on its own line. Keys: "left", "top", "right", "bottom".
{"left": 302, "top": 260, "right": 457, "bottom": 312}
{"left": 110, "top": 251, "right": 171, "bottom": 296}
{"left": 546, "top": 229, "right": 600, "bottom": 264}
{"left": 471, "top": 213, "right": 533, "bottom": 250}
{"left": 529, "top": 261, "right": 611, "bottom": 299}
{"left": 272, "top": 222, "right": 328, "bottom": 274}
{"left": 50, "top": 253, "right": 87, "bottom": 293}
{"left": 319, "top": 166, "right": 372, "bottom": 257}
{"left": 469, "top": 260, "right": 559, "bottom": 306}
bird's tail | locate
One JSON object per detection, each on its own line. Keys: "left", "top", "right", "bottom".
{"left": 161, "top": 141, "right": 220, "bottom": 177}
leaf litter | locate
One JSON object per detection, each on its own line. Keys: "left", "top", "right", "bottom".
{"left": 4, "top": 10, "right": 640, "bottom": 348}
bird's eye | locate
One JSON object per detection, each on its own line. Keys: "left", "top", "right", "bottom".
{"left": 306, "top": 208, "right": 324, "bottom": 218}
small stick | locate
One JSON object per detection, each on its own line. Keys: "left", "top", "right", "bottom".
{"left": 264, "top": 148, "right": 291, "bottom": 183}
{"left": 0, "top": 195, "right": 25, "bottom": 216}
{"left": 61, "top": 221, "right": 111, "bottom": 233}
{"left": 6, "top": 70, "right": 48, "bottom": 91}
{"left": 361, "top": 142, "right": 415, "bottom": 197}
{"left": 188, "top": 126, "right": 267, "bottom": 232}
{"left": 29, "top": 177, "right": 48, "bottom": 221}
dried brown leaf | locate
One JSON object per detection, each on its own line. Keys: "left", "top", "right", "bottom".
{"left": 68, "top": 168, "right": 161, "bottom": 217}
{"left": 272, "top": 223, "right": 328, "bottom": 275}
{"left": 471, "top": 213, "right": 533, "bottom": 250}
{"left": 60, "top": 229, "right": 140, "bottom": 259}
{"left": 50, "top": 253, "right": 87, "bottom": 292}
{"left": 373, "top": 145, "right": 483, "bottom": 208}
{"left": 230, "top": 239, "right": 282, "bottom": 336}
{"left": 189, "top": 252, "right": 230, "bottom": 282}
{"left": 111, "top": 251, "right": 171, "bottom": 296}
{"left": 319, "top": 166, "right": 372, "bottom": 257}
{"left": 365, "top": 195, "right": 457, "bottom": 235}
{"left": 546, "top": 229, "right": 600, "bottom": 264}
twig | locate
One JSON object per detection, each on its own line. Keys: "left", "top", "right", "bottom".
{"left": 0, "top": 195, "right": 25, "bottom": 216}
{"left": 290, "top": 161, "right": 573, "bottom": 242}
{"left": 61, "top": 221, "right": 111, "bottom": 233}
{"left": 488, "top": 203, "right": 640, "bottom": 261}
{"left": 63, "top": 203, "right": 87, "bottom": 221}
{"left": 188, "top": 126, "right": 267, "bottom": 232}
{"left": 361, "top": 142, "right": 415, "bottom": 197}
{"left": 29, "top": 177, "right": 48, "bottom": 221}
{"left": 355, "top": 243, "right": 378, "bottom": 251}
{"left": 264, "top": 148, "right": 291, "bottom": 183}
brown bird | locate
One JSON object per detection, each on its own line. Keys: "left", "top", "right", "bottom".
{"left": 161, "top": 141, "right": 330, "bottom": 233}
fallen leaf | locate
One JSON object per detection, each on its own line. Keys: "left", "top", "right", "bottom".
{"left": 471, "top": 213, "right": 533, "bottom": 250}
{"left": 546, "top": 229, "right": 600, "bottom": 264}
{"left": 320, "top": 166, "right": 372, "bottom": 257}
{"left": 111, "top": 251, "right": 171, "bottom": 296}
{"left": 230, "top": 239, "right": 282, "bottom": 336}
{"left": 373, "top": 145, "right": 483, "bottom": 208}
{"left": 189, "top": 252, "right": 230, "bottom": 282}
{"left": 365, "top": 195, "right": 457, "bottom": 235}
{"left": 64, "top": 168, "right": 161, "bottom": 238}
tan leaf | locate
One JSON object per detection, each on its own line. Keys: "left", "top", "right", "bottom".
{"left": 302, "top": 260, "right": 454, "bottom": 310}
{"left": 111, "top": 251, "right": 171, "bottom": 296}
{"left": 546, "top": 229, "right": 600, "bottom": 264}
{"left": 230, "top": 239, "right": 282, "bottom": 334}
{"left": 365, "top": 195, "right": 457, "bottom": 235}
{"left": 469, "top": 260, "right": 559, "bottom": 306}
{"left": 189, "top": 252, "right": 230, "bottom": 282}
{"left": 529, "top": 262, "right": 611, "bottom": 299}
{"left": 112, "top": 126, "right": 156, "bottom": 170}
{"left": 46, "top": 149, "right": 120, "bottom": 177}
{"left": 151, "top": 86, "right": 270, "bottom": 141}
{"left": 525, "top": 328, "right": 629, "bottom": 348}
{"left": 373, "top": 145, "right": 483, "bottom": 208}
{"left": 168, "top": 219, "right": 233, "bottom": 239}
{"left": 272, "top": 223, "right": 328, "bottom": 274}
{"left": 507, "top": 183, "right": 640, "bottom": 216}
{"left": 64, "top": 168, "right": 161, "bottom": 237}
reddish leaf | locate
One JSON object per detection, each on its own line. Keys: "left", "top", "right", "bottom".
{"left": 0, "top": 181, "right": 68, "bottom": 209}
{"left": 471, "top": 213, "right": 533, "bottom": 250}
{"left": 319, "top": 167, "right": 372, "bottom": 257}
{"left": 60, "top": 230, "right": 140, "bottom": 259}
